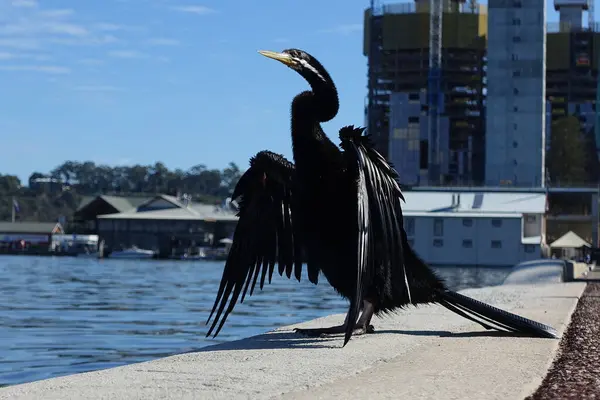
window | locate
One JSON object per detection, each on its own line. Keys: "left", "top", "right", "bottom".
{"left": 462, "top": 239, "right": 473, "bottom": 248}
{"left": 513, "top": 123, "right": 518, "bottom": 130}
{"left": 405, "top": 217, "right": 415, "bottom": 236}
{"left": 513, "top": 106, "right": 518, "bottom": 112}
{"left": 491, "top": 240, "right": 502, "bottom": 249}
{"left": 420, "top": 140, "right": 429, "bottom": 169}
{"left": 512, "top": 36, "right": 521, "bottom": 43}
{"left": 408, "top": 92, "right": 419, "bottom": 101}
{"left": 511, "top": 53, "right": 519, "bottom": 61}
{"left": 491, "top": 219, "right": 502, "bottom": 228}
{"left": 524, "top": 244, "right": 535, "bottom": 253}
{"left": 130, "top": 221, "right": 144, "bottom": 231}
{"left": 512, "top": 18, "right": 521, "bottom": 26}
{"left": 408, "top": 116, "right": 419, "bottom": 123}
{"left": 433, "top": 218, "right": 444, "bottom": 236}
{"left": 513, "top": 87, "right": 519, "bottom": 95}
{"left": 462, "top": 218, "right": 473, "bottom": 227}
{"left": 525, "top": 215, "right": 536, "bottom": 223}
{"left": 513, "top": 141, "right": 518, "bottom": 148}
{"left": 513, "top": 69, "right": 521, "bottom": 77}
{"left": 433, "top": 239, "right": 444, "bottom": 248}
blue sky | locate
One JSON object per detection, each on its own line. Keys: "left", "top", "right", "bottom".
{"left": 0, "top": 0, "right": 583, "bottom": 183}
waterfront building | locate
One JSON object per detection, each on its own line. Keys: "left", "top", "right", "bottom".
{"left": 95, "top": 194, "right": 237, "bottom": 256}
{"left": 403, "top": 188, "right": 547, "bottom": 266}
{"left": 0, "top": 222, "right": 64, "bottom": 251}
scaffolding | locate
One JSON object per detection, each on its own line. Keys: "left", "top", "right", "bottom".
{"left": 546, "top": 24, "right": 600, "bottom": 122}
{"left": 364, "top": 1, "right": 487, "bottom": 185}
{"left": 427, "top": 0, "right": 442, "bottom": 184}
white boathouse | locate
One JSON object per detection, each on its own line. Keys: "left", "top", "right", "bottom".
{"left": 402, "top": 189, "right": 548, "bottom": 266}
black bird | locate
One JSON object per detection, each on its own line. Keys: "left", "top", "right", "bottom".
{"left": 206, "top": 48, "right": 558, "bottom": 346}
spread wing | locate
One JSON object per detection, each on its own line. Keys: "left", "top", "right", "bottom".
{"left": 206, "top": 150, "right": 308, "bottom": 338}
{"left": 339, "top": 126, "right": 411, "bottom": 345}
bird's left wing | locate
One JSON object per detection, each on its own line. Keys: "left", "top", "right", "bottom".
{"left": 206, "top": 151, "right": 306, "bottom": 338}
{"left": 339, "top": 126, "right": 411, "bottom": 345}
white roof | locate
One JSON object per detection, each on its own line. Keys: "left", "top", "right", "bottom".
{"left": 98, "top": 203, "right": 238, "bottom": 221}
{"left": 550, "top": 231, "right": 590, "bottom": 248}
{"left": 403, "top": 211, "right": 521, "bottom": 219}
{"left": 402, "top": 191, "right": 546, "bottom": 214}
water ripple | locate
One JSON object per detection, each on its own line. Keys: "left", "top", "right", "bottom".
{"left": 0, "top": 255, "right": 510, "bottom": 387}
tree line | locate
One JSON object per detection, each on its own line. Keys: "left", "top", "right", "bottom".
{"left": 0, "top": 115, "right": 597, "bottom": 223}
{"left": 0, "top": 161, "right": 244, "bottom": 223}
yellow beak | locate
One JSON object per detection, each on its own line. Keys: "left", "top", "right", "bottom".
{"left": 258, "top": 50, "right": 297, "bottom": 67}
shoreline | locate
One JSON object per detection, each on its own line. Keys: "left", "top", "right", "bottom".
{"left": 0, "top": 280, "right": 583, "bottom": 400}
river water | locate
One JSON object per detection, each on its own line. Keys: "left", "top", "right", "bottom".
{"left": 0, "top": 256, "right": 511, "bottom": 387}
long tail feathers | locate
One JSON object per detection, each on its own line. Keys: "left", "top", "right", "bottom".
{"left": 437, "top": 290, "right": 558, "bottom": 339}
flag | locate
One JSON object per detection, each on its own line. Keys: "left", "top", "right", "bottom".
{"left": 13, "top": 198, "right": 20, "bottom": 214}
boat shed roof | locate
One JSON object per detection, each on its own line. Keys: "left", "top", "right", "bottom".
{"left": 402, "top": 191, "right": 546, "bottom": 214}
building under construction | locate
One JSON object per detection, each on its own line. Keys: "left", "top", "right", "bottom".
{"left": 546, "top": 0, "right": 600, "bottom": 161}
{"left": 364, "top": 0, "right": 487, "bottom": 186}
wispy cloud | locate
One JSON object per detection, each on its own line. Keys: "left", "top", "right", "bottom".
{"left": 319, "top": 23, "right": 362, "bottom": 35}
{"left": 0, "top": 51, "right": 49, "bottom": 61}
{"left": 146, "top": 38, "right": 180, "bottom": 46}
{"left": 93, "top": 23, "right": 124, "bottom": 32}
{"left": 77, "top": 58, "right": 104, "bottom": 65}
{"left": 171, "top": 5, "right": 216, "bottom": 15}
{"left": 0, "top": 65, "right": 70, "bottom": 74}
{"left": 108, "top": 50, "right": 147, "bottom": 59}
{"left": 93, "top": 23, "right": 145, "bottom": 33}
{"left": 48, "top": 35, "right": 119, "bottom": 46}
{"left": 0, "top": 10, "right": 88, "bottom": 37}
{"left": 11, "top": 0, "right": 37, "bottom": 8}
{"left": 0, "top": 38, "right": 39, "bottom": 49}
{"left": 74, "top": 85, "right": 126, "bottom": 92}
{"left": 0, "top": 2, "right": 128, "bottom": 61}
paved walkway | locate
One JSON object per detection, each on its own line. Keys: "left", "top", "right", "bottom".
{"left": 0, "top": 282, "right": 584, "bottom": 400}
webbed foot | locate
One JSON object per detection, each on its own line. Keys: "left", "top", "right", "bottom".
{"left": 294, "top": 323, "right": 375, "bottom": 337}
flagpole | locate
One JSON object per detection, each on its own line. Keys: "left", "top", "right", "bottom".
{"left": 11, "top": 196, "right": 15, "bottom": 223}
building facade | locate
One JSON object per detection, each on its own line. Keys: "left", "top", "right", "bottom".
{"left": 388, "top": 91, "right": 450, "bottom": 186}
{"left": 485, "top": 0, "right": 547, "bottom": 187}
{"left": 402, "top": 189, "right": 548, "bottom": 266}
{"left": 405, "top": 212, "right": 541, "bottom": 266}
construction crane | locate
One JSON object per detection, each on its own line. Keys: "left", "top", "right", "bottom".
{"left": 366, "top": 0, "right": 384, "bottom": 150}
{"left": 427, "top": 0, "right": 443, "bottom": 185}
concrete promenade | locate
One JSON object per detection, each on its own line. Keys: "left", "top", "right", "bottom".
{"left": 0, "top": 278, "right": 585, "bottom": 400}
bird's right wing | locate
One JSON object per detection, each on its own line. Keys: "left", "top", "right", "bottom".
{"left": 339, "top": 125, "right": 410, "bottom": 346}
{"left": 206, "top": 151, "right": 307, "bottom": 338}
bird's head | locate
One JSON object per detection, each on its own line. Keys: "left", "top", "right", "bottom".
{"left": 258, "top": 48, "right": 331, "bottom": 88}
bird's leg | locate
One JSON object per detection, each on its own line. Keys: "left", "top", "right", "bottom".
{"left": 294, "top": 300, "right": 376, "bottom": 337}
{"left": 355, "top": 299, "right": 375, "bottom": 335}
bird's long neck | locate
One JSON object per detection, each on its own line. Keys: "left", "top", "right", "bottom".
{"left": 290, "top": 80, "right": 340, "bottom": 171}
